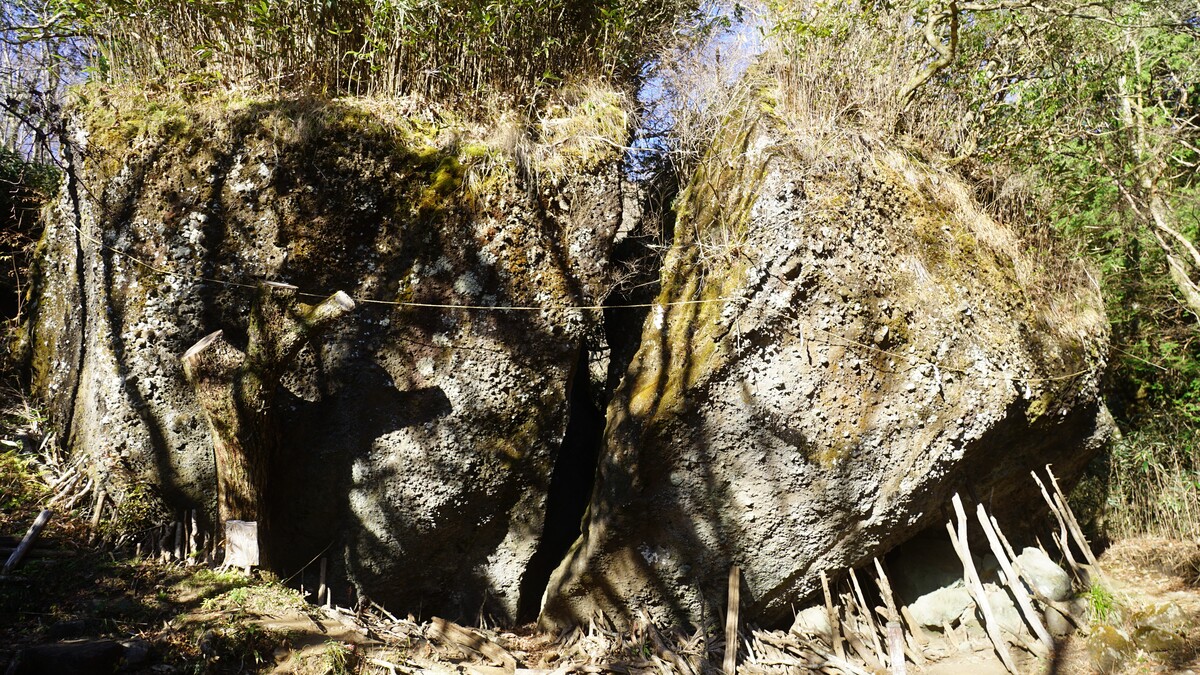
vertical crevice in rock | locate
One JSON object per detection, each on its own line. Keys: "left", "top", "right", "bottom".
{"left": 517, "top": 348, "right": 604, "bottom": 622}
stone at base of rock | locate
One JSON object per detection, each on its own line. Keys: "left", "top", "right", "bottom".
{"left": 7, "top": 640, "right": 124, "bottom": 675}
{"left": 1015, "top": 547, "right": 1073, "bottom": 602}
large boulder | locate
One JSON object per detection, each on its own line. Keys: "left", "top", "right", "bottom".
{"left": 540, "top": 115, "right": 1112, "bottom": 629}
{"left": 27, "top": 87, "right": 627, "bottom": 621}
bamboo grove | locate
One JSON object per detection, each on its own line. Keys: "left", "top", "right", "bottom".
{"left": 50, "top": 0, "right": 687, "bottom": 103}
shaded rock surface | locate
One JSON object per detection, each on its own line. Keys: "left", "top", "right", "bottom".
{"left": 540, "top": 113, "right": 1112, "bottom": 629}
{"left": 27, "top": 90, "right": 626, "bottom": 621}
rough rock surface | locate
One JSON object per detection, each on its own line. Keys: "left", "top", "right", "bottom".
{"left": 28, "top": 90, "right": 625, "bottom": 621}
{"left": 540, "top": 116, "right": 1113, "bottom": 629}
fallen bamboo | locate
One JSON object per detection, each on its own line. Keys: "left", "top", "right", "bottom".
{"left": 3, "top": 509, "right": 53, "bottom": 575}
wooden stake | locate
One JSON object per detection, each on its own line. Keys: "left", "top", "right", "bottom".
{"left": 174, "top": 520, "right": 183, "bottom": 561}
{"left": 1032, "top": 471, "right": 1078, "bottom": 571}
{"left": 88, "top": 489, "right": 106, "bottom": 543}
{"left": 189, "top": 510, "right": 200, "bottom": 564}
{"left": 887, "top": 622, "right": 907, "bottom": 675}
{"left": 849, "top": 568, "right": 886, "bottom": 665}
{"left": 976, "top": 503, "right": 1053, "bottom": 653}
{"left": 949, "top": 494, "right": 1018, "bottom": 674}
{"left": 1045, "top": 465, "right": 1101, "bottom": 569}
{"left": 3, "top": 509, "right": 53, "bottom": 574}
{"left": 820, "top": 570, "right": 845, "bottom": 661}
{"left": 724, "top": 565, "right": 740, "bottom": 675}
{"left": 318, "top": 557, "right": 328, "bottom": 606}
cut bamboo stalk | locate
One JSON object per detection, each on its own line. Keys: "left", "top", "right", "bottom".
{"left": 887, "top": 622, "right": 907, "bottom": 675}
{"left": 1032, "top": 471, "right": 1078, "bottom": 571}
{"left": 88, "top": 488, "right": 107, "bottom": 543}
{"left": 949, "top": 494, "right": 1018, "bottom": 674}
{"left": 821, "top": 570, "right": 845, "bottom": 661}
{"left": 318, "top": 556, "right": 328, "bottom": 606}
{"left": 3, "top": 509, "right": 53, "bottom": 574}
{"left": 849, "top": 568, "right": 886, "bottom": 666}
{"left": 975, "top": 503, "right": 1053, "bottom": 653}
{"left": 724, "top": 565, "right": 740, "bottom": 675}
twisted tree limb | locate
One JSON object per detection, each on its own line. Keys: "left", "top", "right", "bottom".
{"left": 181, "top": 282, "right": 354, "bottom": 541}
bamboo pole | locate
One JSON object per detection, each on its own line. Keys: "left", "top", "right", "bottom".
{"left": 949, "top": 494, "right": 1018, "bottom": 674}
{"left": 3, "top": 509, "right": 53, "bottom": 574}
{"left": 975, "top": 503, "right": 1053, "bottom": 653}
{"left": 724, "top": 565, "right": 740, "bottom": 675}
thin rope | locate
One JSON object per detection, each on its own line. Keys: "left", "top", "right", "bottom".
{"left": 65, "top": 214, "right": 1099, "bottom": 384}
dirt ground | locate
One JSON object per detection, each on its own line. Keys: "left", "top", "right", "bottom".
{"left": 3, "top": 472, "right": 1200, "bottom": 675}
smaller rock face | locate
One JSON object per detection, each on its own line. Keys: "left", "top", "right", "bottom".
{"left": 1088, "top": 624, "right": 1135, "bottom": 672}
{"left": 909, "top": 584, "right": 974, "bottom": 628}
{"left": 30, "top": 91, "right": 627, "bottom": 622}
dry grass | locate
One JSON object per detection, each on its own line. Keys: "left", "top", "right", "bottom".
{"left": 1104, "top": 430, "right": 1200, "bottom": 542}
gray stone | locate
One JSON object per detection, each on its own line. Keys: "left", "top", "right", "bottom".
{"left": 119, "top": 639, "right": 152, "bottom": 669}
{"left": 908, "top": 584, "right": 973, "bottom": 628}
{"left": 1015, "top": 548, "right": 1072, "bottom": 601}
{"left": 983, "top": 584, "right": 1025, "bottom": 636}
{"left": 790, "top": 605, "right": 831, "bottom": 637}
{"left": 1044, "top": 606, "right": 1074, "bottom": 637}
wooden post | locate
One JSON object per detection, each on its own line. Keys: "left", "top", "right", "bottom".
{"left": 3, "top": 510, "right": 53, "bottom": 574}
{"left": 724, "top": 565, "right": 740, "bottom": 675}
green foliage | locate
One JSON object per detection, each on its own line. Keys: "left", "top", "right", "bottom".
{"left": 49, "top": 0, "right": 692, "bottom": 104}
{"left": 324, "top": 640, "right": 355, "bottom": 675}
{"left": 0, "top": 449, "right": 47, "bottom": 515}
{"left": 1087, "top": 583, "right": 1117, "bottom": 623}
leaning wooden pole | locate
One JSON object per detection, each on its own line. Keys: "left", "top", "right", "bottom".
{"left": 3, "top": 509, "right": 53, "bottom": 575}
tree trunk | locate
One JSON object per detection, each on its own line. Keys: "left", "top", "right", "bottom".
{"left": 181, "top": 282, "right": 354, "bottom": 546}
